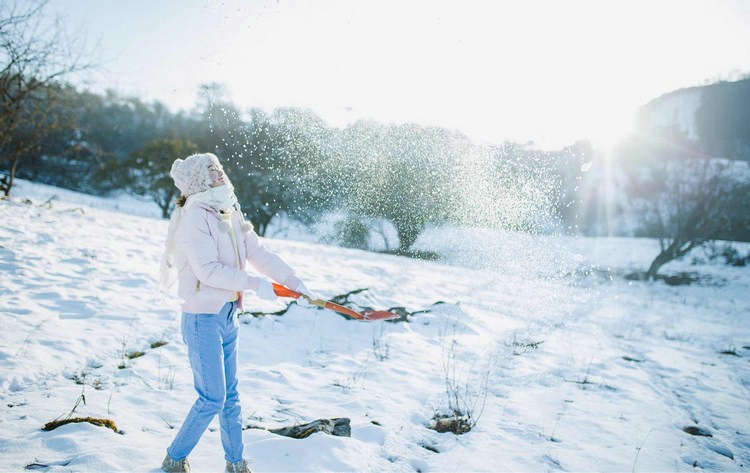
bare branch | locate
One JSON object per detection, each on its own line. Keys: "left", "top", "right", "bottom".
{"left": 0, "top": 0, "right": 96, "bottom": 196}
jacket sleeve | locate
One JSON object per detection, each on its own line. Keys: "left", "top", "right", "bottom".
{"left": 177, "top": 208, "right": 263, "bottom": 292}
{"left": 243, "top": 222, "right": 301, "bottom": 289}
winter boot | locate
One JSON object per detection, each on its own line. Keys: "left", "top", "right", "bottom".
{"left": 162, "top": 453, "right": 191, "bottom": 473}
{"left": 225, "top": 459, "right": 252, "bottom": 473}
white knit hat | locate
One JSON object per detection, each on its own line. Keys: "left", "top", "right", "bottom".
{"left": 170, "top": 153, "right": 224, "bottom": 196}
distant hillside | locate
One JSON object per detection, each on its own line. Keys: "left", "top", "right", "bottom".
{"left": 636, "top": 85, "right": 703, "bottom": 139}
{"left": 636, "top": 77, "right": 750, "bottom": 161}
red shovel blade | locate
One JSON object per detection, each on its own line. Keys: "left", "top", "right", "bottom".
{"left": 323, "top": 301, "right": 401, "bottom": 321}
{"left": 360, "top": 310, "right": 402, "bottom": 321}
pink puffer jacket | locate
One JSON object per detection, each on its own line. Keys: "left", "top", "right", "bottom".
{"left": 173, "top": 202, "right": 302, "bottom": 314}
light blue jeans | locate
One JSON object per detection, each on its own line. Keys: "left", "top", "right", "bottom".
{"left": 167, "top": 301, "right": 244, "bottom": 463}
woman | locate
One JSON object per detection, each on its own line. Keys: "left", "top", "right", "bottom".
{"left": 159, "top": 153, "right": 314, "bottom": 473}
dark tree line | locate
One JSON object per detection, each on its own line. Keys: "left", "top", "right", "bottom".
{"left": 2, "top": 0, "right": 748, "bottom": 280}
{"left": 4, "top": 72, "right": 747, "bottom": 275}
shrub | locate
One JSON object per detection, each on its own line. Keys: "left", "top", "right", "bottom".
{"left": 334, "top": 217, "right": 369, "bottom": 250}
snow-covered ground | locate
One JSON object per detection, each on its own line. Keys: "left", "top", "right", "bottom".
{"left": 1, "top": 180, "right": 748, "bottom": 472}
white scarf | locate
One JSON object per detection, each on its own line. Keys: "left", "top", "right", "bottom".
{"left": 158, "top": 185, "right": 239, "bottom": 293}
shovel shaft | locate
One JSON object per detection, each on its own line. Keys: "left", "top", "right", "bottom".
{"left": 271, "top": 283, "right": 399, "bottom": 321}
{"left": 272, "top": 283, "right": 365, "bottom": 319}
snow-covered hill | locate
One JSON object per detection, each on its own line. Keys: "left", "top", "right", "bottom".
{"left": 1, "top": 181, "right": 748, "bottom": 472}
{"left": 636, "top": 86, "right": 703, "bottom": 140}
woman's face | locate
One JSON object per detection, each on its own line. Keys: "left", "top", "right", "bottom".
{"left": 208, "top": 164, "right": 227, "bottom": 188}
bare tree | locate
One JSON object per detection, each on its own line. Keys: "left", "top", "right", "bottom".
{"left": 0, "top": 0, "right": 94, "bottom": 196}
{"left": 618, "top": 130, "right": 750, "bottom": 280}
{"left": 645, "top": 159, "right": 747, "bottom": 279}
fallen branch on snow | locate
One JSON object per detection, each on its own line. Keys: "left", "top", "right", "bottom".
{"left": 42, "top": 416, "right": 122, "bottom": 434}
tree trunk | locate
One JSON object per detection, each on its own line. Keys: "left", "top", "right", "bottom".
{"left": 646, "top": 238, "right": 701, "bottom": 280}
{"left": 154, "top": 195, "right": 171, "bottom": 219}
{"left": 2, "top": 156, "right": 19, "bottom": 197}
{"left": 645, "top": 248, "right": 673, "bottom": 280}
{"left": 253, "top": 209, "right": 275, "bottom": 237}
{"left": 396, "top": 223, "right": 420, "bottom": 254}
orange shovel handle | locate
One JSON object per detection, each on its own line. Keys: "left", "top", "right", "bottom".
{"left": 273, "top": 283, "right": 364, "bottom": 319}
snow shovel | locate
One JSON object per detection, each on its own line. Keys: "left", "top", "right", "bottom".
{"left": 272, "top": 283, "right": 401, "bottom": 321}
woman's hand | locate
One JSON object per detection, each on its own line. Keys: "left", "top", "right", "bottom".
{"left": 294, "top": 282, "right": 317, "bottom": 306}
{"left": 256, "top": 279, "right": 278, "bottom": 301}
{"left": 294, "top": 282, "right": 317, "bottom": 299}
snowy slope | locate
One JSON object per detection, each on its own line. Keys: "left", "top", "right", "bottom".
{"left": 0, "top": 182, "right": 749, "bottom": 472}
{"left": 636, "top": 86, "right": 703, "bottom": 140}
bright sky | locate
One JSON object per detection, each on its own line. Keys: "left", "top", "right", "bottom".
{"left": 52, "top": 0, "right": 750, "bottom": 149}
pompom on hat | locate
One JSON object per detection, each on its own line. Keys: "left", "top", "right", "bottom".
{"left": 170, "top": 152, "right": 225, "bottom": 197}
